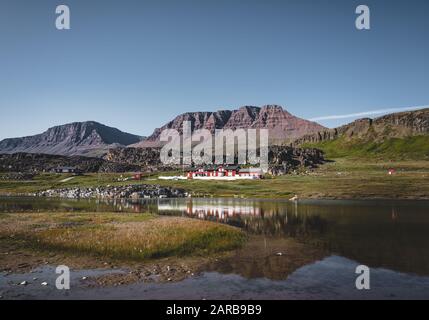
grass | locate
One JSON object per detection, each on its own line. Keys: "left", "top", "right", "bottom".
{"left": 137, "top": 159, "right": 429, "bottom": 199}
{"left": 0, "top": 212, "right": 246, "bottom": 261}
{"left": 1, "top": 157, "right": 429, "bottom": 200}
{"left": 303, "top": 135, "right": 429, "bottom": 160}
{"left": 1, "top": 160, "right": 429, "bottom": 199}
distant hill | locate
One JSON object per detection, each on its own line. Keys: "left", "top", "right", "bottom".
{"left": 294, "top": 108, "right": 429, "bottom": 160}
{"left": 0, "top": 152, "right": 142, "bottom": 173}
{"left": 0, "top": 121, "right": 144, "bottom": 157}
{"left": 133, "top": 105, "right": 326, "bottom": 147}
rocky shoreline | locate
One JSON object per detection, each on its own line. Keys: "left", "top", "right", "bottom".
{"left": 33, "top": 184, "right": 187, "bottom": 199}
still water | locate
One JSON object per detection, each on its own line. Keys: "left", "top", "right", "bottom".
{"left": 1, "top": 197, "right": 429, "bottom": 299}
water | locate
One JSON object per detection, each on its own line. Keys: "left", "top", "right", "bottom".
{"left": 1, "top": 197, "right": 429, "bottom": 299}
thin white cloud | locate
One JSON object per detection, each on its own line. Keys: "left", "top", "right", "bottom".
{"left": 309, "top": 105, "right": 429, "bottom": 121}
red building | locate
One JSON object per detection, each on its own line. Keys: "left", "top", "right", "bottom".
{"left": 133, "top": 173, "right": 142, "bottom": 180}
{"left": 186, "top": 165, "right": 263, "bottom": 179}
{"left": 238, "top": 168, "right": 263, "bottom": 179}
{"left": 186, "top": 165, "right": 239, "bottom": 179}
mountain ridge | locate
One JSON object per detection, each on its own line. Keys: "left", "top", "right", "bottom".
{"left": 293, "top": 108, "right": 429, "bottom": 160}
{"left": 294, "top": 108, "right": 429, "bottom": 145}
{"left": 133, "top": 105, "right": 326, "bottom": 147}
{"left": 0, "top": 121, "right": 144, "bottom": 157}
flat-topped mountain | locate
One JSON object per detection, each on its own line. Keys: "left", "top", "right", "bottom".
{"left": 0, "top": 121, "right": 144, "bottom": 157}
{"left": 133, "top": 105, "right": 326, "bottom": 147}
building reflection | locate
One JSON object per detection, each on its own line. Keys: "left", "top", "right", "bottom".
{"left": 156, "top": 198, "right": 328, "bottom": 238}
{"left": 156, "top": 199, "right": 429, "bottom": 277}
{"left": 3, "top": 196, "right": 429, "bottom": 277}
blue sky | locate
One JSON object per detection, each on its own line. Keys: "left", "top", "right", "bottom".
{"left": 0, "top": 0, "right": 428, "bottom": 139}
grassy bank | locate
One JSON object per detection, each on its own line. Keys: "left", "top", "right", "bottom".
{"left": 303, "top": 135, "right": 429, "bottom": 160}
{"left": 1, "top": 159, "right": 429, "bottom": 199}
{"left": 0, "top": 212, "right": 246, "bottom": 262}
{"left": 142, "top": 159, "right": 429, "bottom": 199}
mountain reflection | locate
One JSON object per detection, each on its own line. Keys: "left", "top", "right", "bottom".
{"left": 2, "top": 197, "right": 429, "bottom": 278}
{"left": 158, "top": 199, "right": 328, "bottom": 237}
{"left": 157, "top": 198, "right": 429, "bottom": 277}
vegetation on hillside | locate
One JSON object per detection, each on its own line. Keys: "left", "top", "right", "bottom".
{"left": 303, "top": 135, "right": 429, "bottom": 160}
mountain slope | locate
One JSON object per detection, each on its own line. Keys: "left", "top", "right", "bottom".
{"left": 133, "top": 105, "right": 326, "bottom": 147}
{"left": 0, "top": 121, "right": 143, "bottom": 157}
{"left": 294, "top": 108, "right": 429, "bottom": 160}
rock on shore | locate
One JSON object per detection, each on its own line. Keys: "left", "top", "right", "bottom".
{"left": 34, "top": 184, "right": 187, "bottom": 199}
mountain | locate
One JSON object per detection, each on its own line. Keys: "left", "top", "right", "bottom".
{"left": 133, "top": 105, "right": 326, "bottom": 147}
{"left": 0, "top": 121, "right": 144, "bottom": 157}
{"left": 293, "top": 108, "right": 429, "bottom": 160}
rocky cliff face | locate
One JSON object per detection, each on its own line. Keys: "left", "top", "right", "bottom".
{"left": 0, "top": 147, "right": 324, "bottom": 175}
{"left": 0, "top": 153, "right": 142, "bottom": 173}
{"left": 105, "top": 145, "right": 325, "bottom": 175}
{"left": 0, "top": 121, "right": 143, "bottom": 157}
{"left": 293, "top": 108, "right": 429, "bottom": 146}
{"left": 134, "top": 105, "right": 326, "bottom": 147}
{"left": 104, "top": 147, "right": 163, "bottom": 171}
{"left": 268, "top": 146, "right": 325, "bottom": 175}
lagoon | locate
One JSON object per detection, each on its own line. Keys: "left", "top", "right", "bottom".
{"left": 1, "top": 197, "right": 429, "bottom": 299}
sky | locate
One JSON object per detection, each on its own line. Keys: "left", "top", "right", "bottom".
{"left": 0, "top": 0, "right": 428, "bottom": 139}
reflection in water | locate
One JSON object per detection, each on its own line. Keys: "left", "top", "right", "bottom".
{"left": 158, "top": 198, "right": 328, "bottom": 238}
{"left": 204, "top": 235, "right": 329, "bottom": 281}
{"left": 2, "top": 197, "right": 429, "bottom": 278}
{"left": 157, "top": 199, "right": 332, "bottom": 280}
